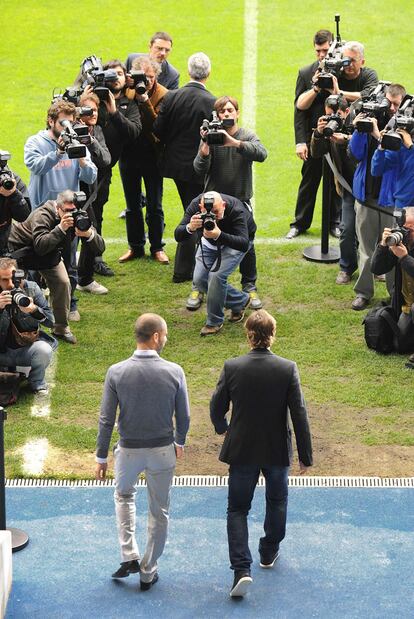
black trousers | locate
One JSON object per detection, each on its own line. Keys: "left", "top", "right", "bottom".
{"left": 291, "top": 154, "right": 340, "bottom": 231}
{"left": 173, "top": 179, "right": 204, "bottom": 282}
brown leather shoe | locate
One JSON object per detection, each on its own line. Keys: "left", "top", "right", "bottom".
{"left": 118, "top": 249, "right": 144, "bottom": 263}
{"left": 200, "top": 324, "right": 223, "bottom": 337}
{"left": 152, "top": 250, "right": 169, "bottom": 264}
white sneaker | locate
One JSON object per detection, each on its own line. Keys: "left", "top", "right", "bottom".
{"left": 77, "top": 281, "right": 108, "bottom": 295}
{"left": 69, "top": 310, "right": 81, "bottom": 321}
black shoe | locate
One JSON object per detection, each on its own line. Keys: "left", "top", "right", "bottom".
{"left": 230, "top": 571, "right": 252, "bottom": 598}
{"left": 112, "top": 559, "right": 140, "bottom": 579}
{"left": 140, "top": 571, "right": 159, "bottom": 591}
{"left": 172, "top": 274, "right": 192, "bottom": 283}
{"left": 94, "top": 261, "right": 115, "bottom": 277}
{"left": 259, "top": 549, "right": 280, "bottom": 568}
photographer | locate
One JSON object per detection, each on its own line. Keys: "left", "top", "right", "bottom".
{"left": 174, "top": 191, "right": 256, "bottom": 337}
{"left": 0, "top": 257, "right": 56, "bottom": 395}
{"left": 371, "top": 129, "right": 414, "bottom": 209}
{"left": 9, "top": 190, "right": 105, "bottom": 345}
{"left": 24, "top": 100, "right": 97, "bottom": 210}
{"left": 192, "top": 96, "right": 267, "bottom": 311}
{"left": 92, "top": 59, "right": 142, "bottom": 277}
{"left": 371, "top": 209, "right": 414, "bottom": 367}
{"left": 310, "top": 95, "right": 357, "bottom": 284}
{"left": 0, "top": 152, "right": 31, "bottom": 255}
{"left": 349, "top": 83, "right": 406, "bottom": 310}
{"left": 118, "top": 55, "right": 169, "bottom": 265}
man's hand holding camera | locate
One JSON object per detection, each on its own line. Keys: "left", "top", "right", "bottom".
{"left": 187, "top": 212, "right": 221, "bottom": 240}
{"left": 398, "top": 129, "right": 413, "bottom": 150}
{"left": 58, "top": 210, "right": 93, "bottom": 239}
{"left": 353, "top": 113, "right": 381, "bottom": 140}
{"left": 381, "top": 227, "right": 408, "bottom": 258}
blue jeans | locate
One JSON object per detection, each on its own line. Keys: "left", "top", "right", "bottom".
{"left": 0, "top": 340, "right": 53, "bottom": 390}
{"left": 227, "top": 464, "right": 289, "bottom": 572}
{"left": 193, "top": 244, "right": 249, "bottom": 327}
{"left": 339, "top": 189, "right": 358, "bottom": 275}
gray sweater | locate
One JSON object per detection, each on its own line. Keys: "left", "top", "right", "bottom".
{"left": 96, "top": 350, "right": 190, "bottom": 458}
{"left": 193, "top": 127, "right": 267, "bottom": 201}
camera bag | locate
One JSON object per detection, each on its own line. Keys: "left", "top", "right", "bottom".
{"left": 0, "top": 371, "right": 24, "bottom": 405}
{"left": 362, "top": 303, "right": 401, "bottom": 354}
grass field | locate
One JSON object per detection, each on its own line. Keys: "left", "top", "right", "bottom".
{"left": 0, "top": 1, "right": 413, "bottom": 478}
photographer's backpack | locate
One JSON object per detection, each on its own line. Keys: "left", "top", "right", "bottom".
{"left": 362, "top": 302, "right": 400, "bottom": 354}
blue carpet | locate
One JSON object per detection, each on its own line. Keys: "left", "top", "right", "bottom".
{"left": 5, "top": 486, "right": 414, "bottom": 618}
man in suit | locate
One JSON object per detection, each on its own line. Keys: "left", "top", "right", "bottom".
{"left": 153, "top": 52, "right": 216, "bottom": 282}
{"left": 210, "top": 310, "right": 313, "bottom": 598}
{"left": 95, "top": 313, "right": 190, "bottom": 591}
{"left": 125, "top": 31, "right": 180, "bottom": 90}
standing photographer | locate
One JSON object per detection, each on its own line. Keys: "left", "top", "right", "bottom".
{"left": 0, "top": 151, "right": 31, "bottom": 255}
{"left": 125, "top": 31, "right": 180, "bottom": 90}
{"left": 0, "top": 257, "right": 56, "bottom": 394}
{"left": 192, "top": 96, "right": 267, "bottom": 311}
{"left": 371, "top": 208, "right": 414, "bottom": 367}
{"left": 174, "top": 191, "right": 256, "bottom": 337}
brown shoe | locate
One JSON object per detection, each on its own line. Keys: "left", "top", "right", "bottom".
{"left": 229, "top": 297, "right": 251, "bottom": 323}
{"left": 118, "top": 249, "right": 144, "bottom": 263}
{"left": 200, "top": 324, "right": 223, "bottom": 337}
{"left": 153, "top": 250, "right": 169, "bottom": 264}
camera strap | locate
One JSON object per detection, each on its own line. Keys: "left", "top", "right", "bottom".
{"left": 81, "top": 170, "right": 111, "bottom": 213}
{"left": 199, "top": 237, "right": 222, "bottom": 273}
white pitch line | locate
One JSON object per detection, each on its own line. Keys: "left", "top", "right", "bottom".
{"left": 242, "top": 0, "right": 258, "bottom": 212}
{"left": 22, "top": 438, "right": 49, "bottom": 475}
{"left": 104, "top": 236, "right": 338, "bottom": 247}
{"left": 30, "top": 344, "right": 57, "bottom": 418}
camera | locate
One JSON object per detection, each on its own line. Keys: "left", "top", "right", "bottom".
{"left": 71, "top": 191, "right": 91, "bottom": 231}
{"left": 316, "top": 15, "right": 351, "bottom": 90}
{"left": 72, "top": 122, "right": 92, "bottom": 146}
{"left": 200, "top": 194, "right": 216, "bottom": 231}
{"left": 201, "top": 111, "right": 234, "bottom": 146}
{"left": 80, "top": 56, "right": 118, "bottom": 102}
{"left": 353, "top": 82, "right": 391, "bottom": 133}
{"left": 322, "top": 113, "right": 344, "bottom": 137}
{"left": 0, "top": 151, "right": 15, "bottom": 191}
{"left": 385, "top": 226, "right": 409, "bottom": 247}
{"left": 52, "top": 87, "right": 84, "bottom": 106}
{"left": 59, "top": 119, "right": 87, "bottom": 159}
{"left": 10, "top": 269, "right": 30, "bottom": 308}
{"left": 129, "top": 71, "right": 148, "bottom": 95}
{"left": 381, "top": 95, "right": 414, "bottom": 151}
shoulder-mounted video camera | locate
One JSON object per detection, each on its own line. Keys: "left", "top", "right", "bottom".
{"left": 381, "top": 94, "right": 414, "bottom": 151}
{"left": 316, "top": 15, "right": 351, "bottom": 90}
{"left": 81, "top": 56, "right": 118, "bottom": 102}
{"left": 353, "top": 81, "right": 391, "bottom": 133}
{"left": 59, "top": 120, "right": 87, "bottom": 159}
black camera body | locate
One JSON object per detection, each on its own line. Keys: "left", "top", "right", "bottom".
{"left": 0, "top": 151, "right": 15, "bottom": 191}
{"left": 200, "top": 195, "right": 216, "bottom": 231}
{"left": 71, "top": 191, "right": 91, "bottom": 231}
{"left": 52, "top": 87, "right": 84, "bottom": 106}
{"left": 59, "top": 120, "right": 87, "bottom": 159}
{"left": 381, "top": 95, "right": 414, "bottom": 151}
{"left": 73, "top": 123, "right": 92, "bottom": 146}
{"left": 353, "top": 81, "right": 391, "bottom": 133}
{"left": 201, "top": 111, "right": 234, "bottom": 146}
{"left": 81, "top": 56, "right": 118, "bottom": 102}
{"left": 129, "top": 71, "right": 148, "bottom": 95}
{"left": 10, "top": 269, "right": 30, "bottom": 308}
{"left": 322, "top": 113, "right": 344, "bottom": 137}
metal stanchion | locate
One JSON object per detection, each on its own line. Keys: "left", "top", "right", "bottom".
{"left": 303, "top": 159, "right": 340, "bottom": 263}
{"left": 0, "top": 406, "right": 29, "bottom": 552}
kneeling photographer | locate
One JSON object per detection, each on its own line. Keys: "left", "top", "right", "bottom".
{"left": 174, "top": 191, "right": 256, "bottom": 337}
{"left": 9, "top": 190, "right": 105, "bottom": 345}
{"left": 371, "top": 208, "right": 414, "bottom": 367}
{"left": 0, "top": 151, "right": 31, "bottom": 255}
{"left": 0, "top": 257, "right": 56, "bottom": 395}
{"left": 310, "top": 94, "right": 357, "bottom": 284}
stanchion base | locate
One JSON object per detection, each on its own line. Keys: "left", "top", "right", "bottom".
{"left": 9, "top": 527, "right": 29, "bottom": 552}
{"left": 302, "top": 245, "right": 340, "bottom": 263}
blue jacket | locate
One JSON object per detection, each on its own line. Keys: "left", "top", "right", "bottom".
{"left": 350, "top": 132, "right": 395, "bottom": 206}
{"left": 24, "top": 130, "right": 97, "bottom": 209}
{"left": 371, "top": 146, "right": 414, "bottom": 208}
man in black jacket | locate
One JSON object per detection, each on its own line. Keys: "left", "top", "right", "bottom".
{"left": 154, "top": 52, "right": 215, "bottom": 282}
{"left": 371, "top": 209, "right": 414, "bottom": 367}
{"left": 174, "top": 191, "right": 255, "bottom": 336}
{"left": 125, "top": 30, "right": 180, "bottom": 90}
{"left": 210, "top": 310, "right": 313, "bottom": 598}
{"left": 0, "top": 153, "right": 31, "bottom": 254}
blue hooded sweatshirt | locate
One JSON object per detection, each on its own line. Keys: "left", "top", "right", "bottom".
{"left": 371, "top": 145, "right": 414, "bottom": 208}
{"left": 350, "top": 131, "right": 396, "bottom": 207}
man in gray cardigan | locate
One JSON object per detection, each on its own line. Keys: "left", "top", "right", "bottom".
{"left": 95, "top": 313, "right": 190, "bottom": 590}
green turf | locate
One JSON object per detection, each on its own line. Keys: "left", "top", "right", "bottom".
{"left": 1, "top": 1, "right": 413, "bottom": 476}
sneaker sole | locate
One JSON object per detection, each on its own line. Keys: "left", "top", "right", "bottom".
{"left": 260, "top": 553, "right": 280, "bottom": 568}
{"left": 230, "top": 576, "right": 252, "bottom": 597}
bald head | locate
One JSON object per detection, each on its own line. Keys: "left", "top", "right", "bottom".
{"left": 134, "top": 313, "right": 167, "bottom": 346}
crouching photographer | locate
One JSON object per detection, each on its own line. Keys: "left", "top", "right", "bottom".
{"left": 371, "top": 208, "right": 414, "bottom": 367}
{"left": 0, "top": 258, "right": 56, "bottom": 395}
{"left": 8, "top": 190, "right": 105, "bottom": 345}
{"left": 0, "top": 151, "right": 31, "bottom": 255}
{"left": 174, "top": 191, "right": 256, "bottom": 337}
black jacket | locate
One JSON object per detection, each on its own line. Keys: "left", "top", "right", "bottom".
{"left": 210, "top": 348, "right": 313, "bottom": 467}
{"left": 371, "top": 241, "right": 414, "bottom": 316}
{"left": 153, "top": 82, "right": 216, "bottom": 182}
{"left": 0, "top": 171, "right": 31, "bottom": 254}
{"left": 174, "top": 193, "right": 256, "bottom": 252}
{"left": 98, "top": 93, "right": 141, "bottom": 166}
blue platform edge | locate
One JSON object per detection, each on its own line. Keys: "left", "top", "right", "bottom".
{"left": 5, "top": 486, "right": 414, "bottom": 619}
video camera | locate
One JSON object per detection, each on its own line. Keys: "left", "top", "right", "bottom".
{"left": 200, "top": 194, "right": 216, "bottom": 231}
{"left": 71, "top": 191, "right": 92, "bottom": 231}
{"left": 10, "top": 269, "right": 30, "bottom": 308}
{"left": 59, "top": 120, "right": 87, "bottom": 159}
{"left": 129, "top": 71, "right": 148, "bottom": 95}
{"left": 353, "top": 81, "right": 391, "bottom": 133}
{"left": 381, "top": 95, "right": 414, "bottom": 151}
{"left": 316, "top": 15, "right": 351, "bottom": 90}
{"left": 201, "top": 111, "right": 234, "bottom": 146}
{"left": 52, "top": 87, "right": 84, "bottom": 106}
{"left": 80, "top": 56, "right": 118, "bottom": 102}
{"left": 0, "top": 151, "right": 14, "bottom": 191}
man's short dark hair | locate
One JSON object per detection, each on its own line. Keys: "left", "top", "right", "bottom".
{"left": 245, "top": 310, "right": 276, "bottom": 349}
{"left": 135, "top": 313, "right": 166, "bottom": 342}
{"left": 214, "top": 96, "right": 239, "bottom": 114}
{"left": 386, "top": 83, "right": 406, "bottom": 99}
{"left": 313, "top": 30, "right": 333, "bottom": 45}
{"left": 150, "top": 31, "right": 173, "bottom": 46}
{"left": 326, "top": 94, "right": 348, "bottom": 112}
{"left": 46, "top": 100, "right": 76, "bottom": 127}
{"left": 103, "top": 59, "right": 126, "bottom": 75}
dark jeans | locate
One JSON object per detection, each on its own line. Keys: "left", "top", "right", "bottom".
{"left": 119, "top": 159, "right": 165, "bottom": 255}
{"left": 339, "top": 189, "right": 358, "bottom": 275}
{"left": 61, "top": 235, "right": 78, "bottom": 310}
{"left": 227, "top": 464, "right": 289, "bottom": 572}
{"left": 173, "top": 179, "right": 204, "bottom": 281}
